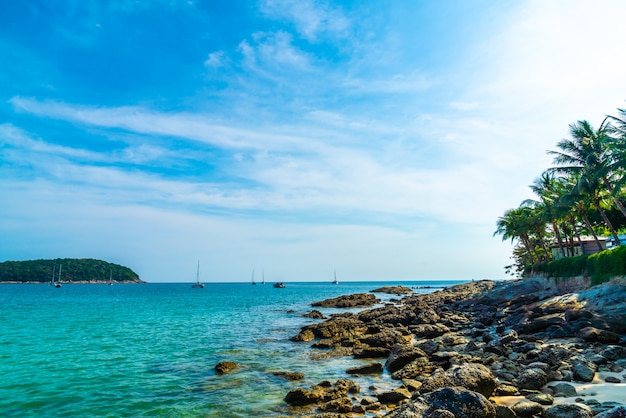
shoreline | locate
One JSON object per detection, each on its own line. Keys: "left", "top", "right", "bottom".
{"left": 284, "top": 278, "right": 626, "bottom": 416}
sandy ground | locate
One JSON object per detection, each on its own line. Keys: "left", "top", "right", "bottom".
{"left": 493, "top": 372, "right": 626, "bottom": 407}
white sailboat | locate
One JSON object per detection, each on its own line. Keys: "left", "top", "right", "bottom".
{"left": 332, "top": 270, "right": 339, "bottom": 285}
{"left": 51, "top": 264, "right": 62, "bottom": 288}
{"left": 251, "top": 269, "right": 256, "bottom": 285}
{"left": 108, "top": 269, "right": 113, "bottom": 286}
{"left": 192, "top": 261, "right": 204, "bottom": 288}
{"left": 262, "top": 270, "right": 265, "bottom": 285}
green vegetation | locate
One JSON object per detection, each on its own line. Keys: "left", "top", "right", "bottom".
{"left": 0, "top": 258, "right": 143, "bottom": 283}
{"left": 534, "top": 246, "right": 626, "bottom": 285}
{"left": 495, "top": 106, "right": 626, "bottom": 279}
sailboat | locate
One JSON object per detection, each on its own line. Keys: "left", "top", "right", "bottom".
{"left": 332, "top": 270, "right": 339, "bottom": 285}
{"left": 251, "top": 269, "right": 256, "bottom": 285}
{"left": 108, "top": 269, "right": 113, "bottom": 286}
{"left": 51, "top": 265, "right": 62, "bottom": 288}
{"left": 192, "top": 261, "right": 204, "bottom": 288}
{"left": 261, "top": 270, "right": 265, "bottom": 285}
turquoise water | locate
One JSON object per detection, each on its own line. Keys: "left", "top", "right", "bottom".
{"left": 0, "top": 280, "right": 467, "bottom": 417}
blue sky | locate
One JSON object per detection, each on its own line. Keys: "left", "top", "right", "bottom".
{"left": 2, "top": 1, "right": 626, "bottom": 282}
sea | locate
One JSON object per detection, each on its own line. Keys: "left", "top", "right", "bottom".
{"left": 0, "top": 280, "right": 469, "bottom": 417}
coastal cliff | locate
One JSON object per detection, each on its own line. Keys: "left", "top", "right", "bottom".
{"left": 0, "top": 258, "right": 144, "bottom": 284}
{"left": 285, "top": 278, "right": 626, "bottom": 417}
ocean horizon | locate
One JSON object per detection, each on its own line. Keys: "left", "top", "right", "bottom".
{"left": 0, "top": 280, "right": 469, "bottom": 417}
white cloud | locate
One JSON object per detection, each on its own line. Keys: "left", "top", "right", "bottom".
{"left": 204, "top": 51, "right": 225, "bottom": 68}
{"left": 260, "top": 0, "right": 350, "bottom": 41}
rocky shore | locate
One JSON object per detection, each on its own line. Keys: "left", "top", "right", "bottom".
{"left": 283, "top": 278, "right": 626, "bottom": 417}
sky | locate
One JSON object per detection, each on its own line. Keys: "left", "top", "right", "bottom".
{"left": 2, "top": 1, "right": 626, "bottom": 283}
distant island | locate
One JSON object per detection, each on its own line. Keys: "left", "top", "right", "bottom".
{"left": 0, "top": 258, "right": 144, "bottom": 284}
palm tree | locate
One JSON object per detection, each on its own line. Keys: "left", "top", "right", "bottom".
{"left": 494, "top": 206, "right": 542, "bottom": 266}
{"left": 548, "top": 120, "right": 626, "bottom": 242}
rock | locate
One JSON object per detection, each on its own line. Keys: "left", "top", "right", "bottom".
{"left": 391, "top": 357, "right": 435, "bottom": 380}
{"left": 511, "top": 399, "right": 544, "bottom": 416}
{"left": 371, "top": 286, "right": 414, "bottom": 294}
{"left": 420, "top": 363, "right": 497, "bottom": 397}
{"left": 605, "top": 376, "right": 622, "bottom": 383}
{"left": 516, "top": 367, "right": 548, "bottom": 390}
{"left": 303, "top": 309, "right": 326, "bottom": 319}
{"left": 542, "top": 403, "right": 593, "bottom": 418}
{"left": 284, "top": 387, "right": 324, "bottom": 406}
{"left": 270, "top": 371, "right": 304, "bottom": 380}
{"left": 551, "top": 382, "right": 577, "bottom": 397}
{"left": 410, "top": 323, "right": 450, "bottom": 338}
{"left": 495, "top": 404, "right": 517, "bottom": 418}
{"left": 290, "top": 329, "right": 315, "bottom": 342}
{"left": 312, "top": 293, "right": 379, "bottom": 308}
{"left": 385, "top": 344, "right": 429, "bottom": 373}
{"left": 595, "top": 405, "right": 626, "bottom": 418}
{"left": 317, "top": 396, "right": 353, "bottom": 413}
{"left": 214, "top": 361, "right": 237, "bottom": 374}
{"left": 346, "top": 362, "right": 383, "bottom": 375}
{"left": 580, "top": 327, "right": 621, "bottom": 343}
{"left": 420, "top": 386, "right": 496, "bottom": 418}
{"left": 526, "top": 392, "right": 554, "bottom": 405}
{"left": 360, "top": 330, "right": 408, "bottom": 349}
{"left": 376, "top": 387, "right": 412, "bottom": 404}
{"left": 572, "top": 357, "right": 597, "bottom": 382}
{"left": 353, "top": 346, "right": 391, "bottom": 358}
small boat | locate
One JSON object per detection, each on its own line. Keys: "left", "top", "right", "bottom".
{"left": 273, "top": 282, "right": 285, "bottom": 288}
{"left": 251, "top": 269, "right": 256, "bottom": 285}
{"left": 51, "top": 264, "right": 62, "bottom": 288}
{"left": 332, "top": 270, "right": 339, "bottom": 285}
{"left": 261, "top": 270, "right": 265, "bottom": 285}
{"left": 192, "top": 261, "right": 204, "bottom": 288}
{"left": 108, "top": 269, "right": 113, "bottom": 286}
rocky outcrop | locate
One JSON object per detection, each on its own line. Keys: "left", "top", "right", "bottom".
{"left": 371, "top": 285, "right": 414, "bottom": 294}
{"left": 311, "top": 293, "right": 380, "bottom": 308}
{"left": 285, "top": 278, "right": 626, "bottom": 416}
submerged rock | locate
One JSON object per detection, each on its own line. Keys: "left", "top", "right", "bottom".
{"left": 214, "top": 361, "right": 238, "bottom": 374}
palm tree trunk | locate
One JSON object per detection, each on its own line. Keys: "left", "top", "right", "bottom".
{"left": 594, "top": 199, "right": 620, "bottom": 247}
{"left": 520, "top": 234, "right": 536, "bottom": 265}
{"left": 579, "top": 208, "right": 603, "bottom": 252}
{"left": 552, "top": 221, "right": 566, "bottom": 258}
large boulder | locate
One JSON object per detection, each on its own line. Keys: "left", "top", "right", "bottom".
{"left": 420, "top": 364, "right": 497, "bottom": 397}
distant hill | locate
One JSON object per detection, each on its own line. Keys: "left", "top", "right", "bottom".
{"left": 0, "top": 258, "right": 144, "bottom": 284}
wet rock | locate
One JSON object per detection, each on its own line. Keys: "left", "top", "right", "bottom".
{"left": 303, "top": 309, "right": 327, "bottom": 319}
{"left": 290, "top": 329, "right": 315, "bottom": 342}
{"left": 353, "top": 345, "right": 391, "bottom": 358}
{"left": 346, "top": 362, "right": 383, "bottom": 375}
{"left": 391, "top": 357, "right": 435, "bottom": 380}
{"left": 543, "top": 403, "right": 593, "bottom": 418}
{"left": 214, "top": 361, "right": 238, "bottom": 374}
{"left": 270, "top": 371, "right": 304, "bottom": 380}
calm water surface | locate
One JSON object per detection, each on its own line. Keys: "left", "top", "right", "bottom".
{"left": 0, "top": 280, "right": 468, "bottom": 417}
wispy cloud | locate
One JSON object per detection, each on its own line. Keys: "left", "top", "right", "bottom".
{"left": 259, "top": 0, "right": 350, "bottom": 41}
